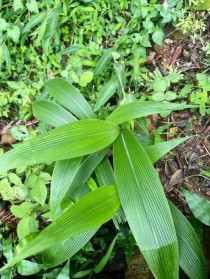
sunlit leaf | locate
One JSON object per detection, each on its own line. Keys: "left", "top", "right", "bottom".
{"left": 0, "top": 119, "right": 119, "bottom": 172}
{"left": 113, "top": 129, "right": 179, "bottom": 278}
{"left": 33, "top": 100, "right": 77, "bottom": 127}
{"left": 45, "top": 78, "right": 95, "bottom": 119}
{"left": 0, "top": 185, "right": 120, "bottom": 271}
{"left": 107, "top": 101, "right": 197, "bottom": 124}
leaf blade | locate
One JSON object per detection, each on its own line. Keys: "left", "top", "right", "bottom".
{"left": 113, "top": 129, "right": 179, "bottom": 278}
{"left": 45, "top": 78, "right": 95, "bottom": 119}
{"left": 33, "top": 100, "right": 77, "bottom": 127}
{"left": 0, "top": 185, "right": 121, "bottom": 270}
{"left": 0, "top": 119, "right": 119, "bottom": 172}
{"left": 107, "top": 101, "right": 197, "bottom": 124}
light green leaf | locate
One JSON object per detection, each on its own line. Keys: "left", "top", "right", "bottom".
{"left": 57, "top": 260, "right": 70, "bottom": 279}
{"left": 7, "top": 26, "right": 20, "bottom": 43}
{"left": 0, "top": 119, "right": 119, "bottom": 172}
{"left": 195, "top": 0, "right": 210, "bottom": 10}
{"left": 42, "top": 228, "right": 98, "bottom": 268}
{"left": 94, "top": 49, "right": 113, "bottom": 76}
{"left": 94, "top": 235, "right": 118, "bottom": 273}
{"left": 94, "top": 76, "right": 118, "bottom": 112}
{"left": 2, "top": 45, "right": 11, "bottom": 73}
{"left": 152, "top": 28, "right": 164, "bottom": 45}
{"left": 17, "top": 260, "right": 43, "bottom": 276}
{"left": 152, "top": 93, "right": 165, "bottom": 101}
{"left": 30, "top": 177, "right": 47, "bottom": 205}
{"left": 26, "top": 0, "right": 39, "bottom": 13}
{"left": 0, "top": 185, "right": 121, "bottom": 270}
{"left": 23, "top": 13, "right": 46, "bottom": 33}
{"left": 113, "top": 129, "right": 179, "bottom": 278}
{"left": 10, "top": 202, "right": 35, "bottom": 218}
{"left": 183, "top": 189, "right": 210, "bottom": 225}
{"left": 13, "top": 0, "right": 24, "bottom": 11}
{"left": 50, "top": 157, "right": 83, "bottom": 217}
{"left": 17, "top": 213, "right": 39, "bottom": 240}
{"left": 79, "top": 71, "right": 94, "bottom": 87}
{"left": 169, "top": 202, "right": 207, "bottom": 279}
{"left": 33, "top": 100, "right": 77, "bottom": 127}
{"left": 8, "top": 173, "right": 23, "bottom": 186}
{"left": 145, "top": 137, "right": 190, "bottom": 164}
{"left": 35, "top": 18, "right": 47, "bottom": 45}
{"left": 65, "top": 148, "right": 108, "bottom": 200}
{"left": 0, "top": 18, "right": 8, "bottom": 31}
{"left": 107, "top": 101, "right": 196, "bottom": 124}
{"left": 45, "top": 78, "right": 95, "bottom": 119}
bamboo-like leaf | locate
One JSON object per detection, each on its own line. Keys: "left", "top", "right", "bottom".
{"left": 0, "top": 185, "right": 121, "bottom": 271}
{"left": 183, "top": 189, "right": 210, "bottom": 226}
{"left": 0, "top": 120, "right": 119, "bottom": 172}
{"left": 33, "top": 100, "right": 76, "bottom": 127}
{"left": 107, "top": 101, "right": 196, "bottom": 124}
{"left": 145, "top": 137, "right": 190, "bottom": 164}
{"left": 113, "top": 129, "right": 179, "bottom": 278}
{"left": 45, "top": 78, "right": 95, "bottom": 119}
{"left": 42, "top": 228, "right": 98, "bottom": 268}
{"left": 169, "top": 202, "right": 207, "bottom": 279}
{"left": 50, "top": 157, "right": 83, "bottom": 217}
{"left": 94, "top": 76, "right": 118, "bottom": 112}
{"left": 65, "top": 148, "right": 108, "bottom": 200}
{"left": 95, "top": 157, "right": 115, "bottom": 186}
{"left": 95, "top": 157, "right": 126, "bottom": 228}
{"left": 94, "top": 49, "right": 113, "bottom": 76}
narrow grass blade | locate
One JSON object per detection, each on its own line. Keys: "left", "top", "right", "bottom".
{"left": 0, "top": 185, "right": 121, "bottom": 271}
{"left": 45, "top": 78, "right": 95, "bottom": 119}
{"left": 169, "top": 202, "right": 207, "bottom": 279}
{"left": 0, "top": 119, "right": 119, "bottom": 172}
{"left": 94, "top": 49, "right": 113, "bottom": 76}
{"left": 113, "top": 129, "right": 179, "bottom": 278}
{"left": 94, "top": 235, "right": 118, "bottom": 273}
{"left": 42, "top": 228, "right": 98, "bottom": 268}
{"left": 107, "top": 101, "right": 197, "bottom": 124}
{"left": 145, "top": 137, "right": 190, "bottom": 164}
{"left": 94, "top": 76, "right": 118, "bottom": 112}
{"left": 33, "top": 100, "right": 77, "bottom": 127}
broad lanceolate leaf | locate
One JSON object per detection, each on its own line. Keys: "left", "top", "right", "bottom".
{"left": 45, "top": 78, "right": 95, "bottom": 119}
{"left": 50, "top": 157, "right": 83, "bottom": 217}
{"left": 33, "top": 100, "right": 77, "bottom": 127}
{"left": 107, "top": 101, "right": 196, "bottom": 124}
{"left": 94, "top": 76, "right": 118, "bottom": 112}
{"left": 65, "top": 149, "right": 108, "bottom": 200}
{"left": 169, "top": 202, "right": 207, "bottom": 279}
{"left": 42, "top": 228, "right": 98, "bottom": 268}
{"left": 0, "top": 185, "right": 121, "bottom": 271}
{"left": 113, "top": 129, "right": 179, "bottom": 279}
{"left": 183, "top": 189, "right": 210, "bottom": 226}
{"left": 0, "top": 119, "right": 119, "bottom": 172}
{"left": 145, "top": 137, "right": 190, "bottom": 164}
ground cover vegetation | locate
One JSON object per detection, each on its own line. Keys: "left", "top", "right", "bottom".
{"left": 0, "top": 0, "right": 209, "bottom": 278}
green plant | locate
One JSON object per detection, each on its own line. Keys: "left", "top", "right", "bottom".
{"left": 147, "top": 67, "right": 184, "bottom": 102}
{"left": 190, "top": 73, "right": 210, "bottom": 115}
{"left": 0, "top": 78, "right": 206, "bottom": 278}
{"left": 0, "top": 0, "right": 185, "bottom": 119}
